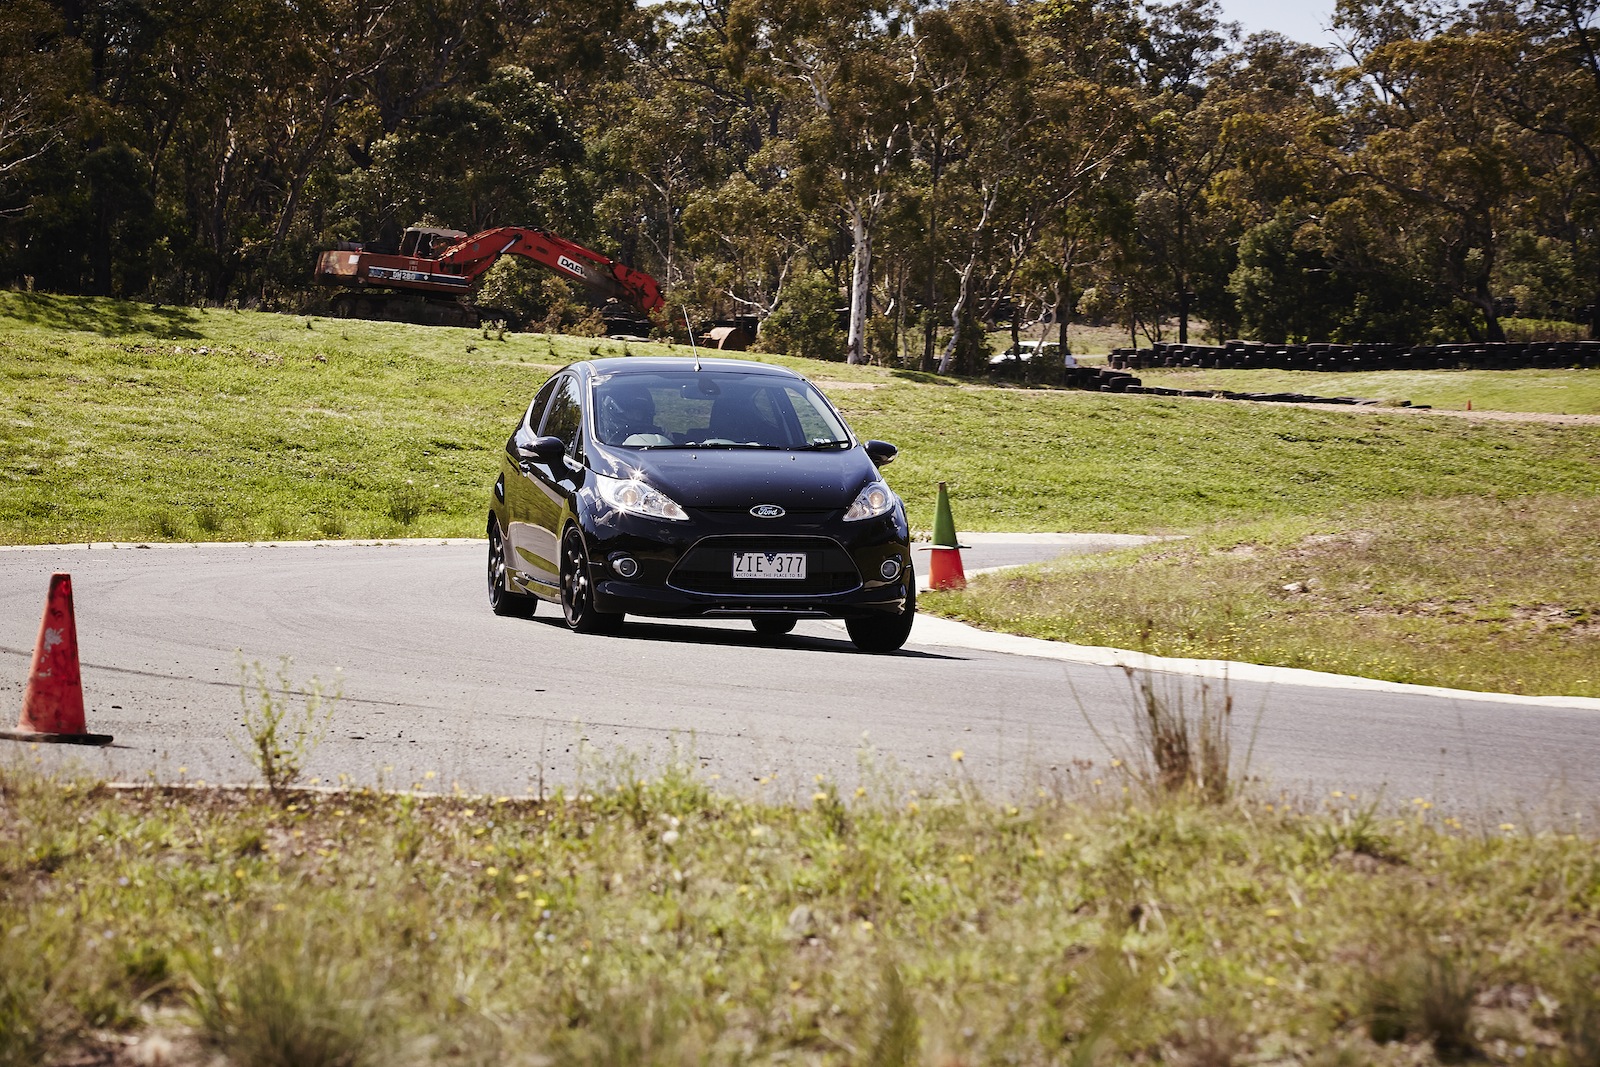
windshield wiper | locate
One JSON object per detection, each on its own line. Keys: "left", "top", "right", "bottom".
{"left": 802, "top": 439, "right": 851, "bottom": 450}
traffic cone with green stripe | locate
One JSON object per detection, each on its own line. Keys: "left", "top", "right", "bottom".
{"left": 928, "top": 482, "right": 966, "bottom": 591}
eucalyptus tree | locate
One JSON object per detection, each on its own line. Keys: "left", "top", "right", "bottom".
{"left": 905, "top": 1, "right": 1032, "bottom": 374}
{"left": 728, "top": 0, "right": 919, "bottom": 364}
{"left": 0, "top": 2, "right": 83, "bottom": 199}
{"left": 1459, "top": 0, "right": 1600, "bottom": 337}
{"left": 1332, "top": 0, "right": 1548, "bottom": 341}
{"left": 1214, "top": 33, "right": 1352, "bottom": 340}
{"left": 589, "top": 0, "right": 788, "bottom": 305}
{"left": 1024, "top": 0, "right": 1143, "bottom": 357}
{"left": 1123, "top": 0, "right": 1240, "bottom": 343}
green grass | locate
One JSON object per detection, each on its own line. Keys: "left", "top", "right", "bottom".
{"left": 1132, "top": 366, "right": 1600, "bottom": 414}
{"left": 3, "top": 291, "right": 1598, "bottom": 543}
{"left": 925, "top": 495, "right": 1600, "bottom": 696}
{"left": 846, "top": 386, "right": 1599, "bottom": 534}
{"left": 2, "top": 756, "right": 1597, "bottom": 1067}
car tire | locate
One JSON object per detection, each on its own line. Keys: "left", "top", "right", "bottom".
{"left": 845, "top": 571, "right": 916, "bottom": 653}
{"left": 751, "top": 616, "right": 798, "bottom": 637}
{"left": 488, "top": 520, "right": 537, "bottom": 618}
{"left": 560, "top": 527, "right": 624, "bottom": 634}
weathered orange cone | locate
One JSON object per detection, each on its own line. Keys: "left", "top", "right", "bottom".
{"left": 2, "top": 573, "right": 113, "bottom": 746}
{"left": 927, "top": 482, "right": 967, "bottom": 591}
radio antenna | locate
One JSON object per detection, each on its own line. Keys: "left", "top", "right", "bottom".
{"left": 684, "top": 309, "right": 701, "bottom": 372}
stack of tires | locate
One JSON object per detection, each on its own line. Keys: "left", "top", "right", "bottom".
{"left": 1108, "top": 340, "right": 1600, "bottom": 372}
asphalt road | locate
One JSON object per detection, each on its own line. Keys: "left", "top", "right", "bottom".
{"left": 2, "top": 540, "right": 1596, "bottom": 822}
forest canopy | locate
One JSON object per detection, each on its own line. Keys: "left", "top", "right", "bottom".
{"left": 1, "top": 0, "right": 1596, "bottom": 367}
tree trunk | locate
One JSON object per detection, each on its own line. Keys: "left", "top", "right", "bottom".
{"left": 1011, "top": 298, "right": 1022, "bottom": 380}
{"left": 847, "top": 204, "right": 871, "bottom": 365}
{"left": 1058, "top": 247, "right": 1072, "bottom": 356}
{"left": 937, "top": 251, "right": 978, "bottom": 375}
{"left": 920, "top": 147, "right": 942, "bottom": 372}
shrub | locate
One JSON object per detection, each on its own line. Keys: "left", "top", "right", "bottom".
{"left": 760, "top": 270, "right": 846, "bottom": 362}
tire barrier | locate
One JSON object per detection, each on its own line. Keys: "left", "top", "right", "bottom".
{"left": 1107, "top": 339, "right": 1600, "bottom": 372}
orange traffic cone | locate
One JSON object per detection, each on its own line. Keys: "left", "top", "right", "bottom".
{"left": 927, "top": 482, "right": 967, "bottom": 591}
{"left": 1, "top": 573, "right": 113, "bottom": 746}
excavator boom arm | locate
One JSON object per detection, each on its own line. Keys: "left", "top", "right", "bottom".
{"left": 439, "top": 227, "right": 664, "bottom": 314}
{"left": 313, "top": 225, "right": 664, "bottom": 318}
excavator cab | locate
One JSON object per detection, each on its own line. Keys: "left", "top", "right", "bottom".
{"left": 399, "top": 227, "right": 467, "bottom": 259}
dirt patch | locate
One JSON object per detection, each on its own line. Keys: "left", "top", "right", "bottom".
{"left": 810, "top": 379, "right": 885, "bottom": 390}
{"left": 1271, "top": 401, "right": 1600, "bottom": 427}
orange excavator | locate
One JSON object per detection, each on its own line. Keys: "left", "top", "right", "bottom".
{"left": 314, "top": 225, "right": 665, "bottom": 330}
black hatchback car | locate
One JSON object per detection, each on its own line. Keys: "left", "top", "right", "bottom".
{"left": 486, "top": 357, "right": 916, "bottom": 652}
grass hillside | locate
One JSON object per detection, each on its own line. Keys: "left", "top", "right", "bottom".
{"left": 2, "top": 291, "right": 1596, "bottom": 544}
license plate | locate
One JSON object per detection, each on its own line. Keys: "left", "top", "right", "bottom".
{"left": 733, "top": 551, "right": 807, "bottom": 580}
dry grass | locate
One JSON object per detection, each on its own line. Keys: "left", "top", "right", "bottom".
{"left": 1, "top": 754, "right": 1598, "bottom": 1066}
{"left": 925, "top": 494, "right": 1600, "bottom": 696}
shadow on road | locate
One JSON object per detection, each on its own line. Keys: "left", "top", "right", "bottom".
{"left": 525, "top": 615, "right": 961, "bottom": 660}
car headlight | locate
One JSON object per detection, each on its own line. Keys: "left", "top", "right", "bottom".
{"left": 843, "top": 479, "right": 895, "bottom": 522}
{"left": 595, "top": 473, "right": 688, "bottom": 521}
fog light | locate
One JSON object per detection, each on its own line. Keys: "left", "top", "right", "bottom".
{"left": 612, "top": 556, "right": 640, "bottom": 578}
{"left": 880, "top": 558, "right": 902, "bottom": 581}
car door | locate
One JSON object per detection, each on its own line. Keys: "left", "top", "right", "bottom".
{"left": 503, "top": 375, "right": 565, "bottom": 591}
{"left": 512, "top": 373, "right": 584, "bottom": 590}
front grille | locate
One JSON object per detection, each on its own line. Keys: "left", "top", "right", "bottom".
{"left": 696, "top": 506, "right": 837, "bottom": 518}
{"left": 668, "top": 536, "right": 861, "bottom": 596}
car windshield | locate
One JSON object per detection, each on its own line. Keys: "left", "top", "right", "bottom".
{"left": 592, "top": 370, "right": 852, "bottom": 450}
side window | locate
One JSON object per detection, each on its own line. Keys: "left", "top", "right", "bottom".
{"left": 508, "top": 376, "right": 561, "bottom": 454}
{"left": 527, "top": 377, "right": 560, "bottom": 431}
{"left": 540, "top": 375, "right": 583, "bottom": 456}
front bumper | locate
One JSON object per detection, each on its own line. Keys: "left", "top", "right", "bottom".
{"left": 582, "top": 507, "right": 911, "bottom": 620}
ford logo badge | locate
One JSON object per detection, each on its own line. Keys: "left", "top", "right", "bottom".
{"left": 750, "top": 504, "right": 786, "bottom": 519}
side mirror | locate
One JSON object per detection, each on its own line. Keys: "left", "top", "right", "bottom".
{"left": 516, "top": 435, "right": 567, "bottom": 466}
{"left": 864, "top": 439, "right": 897, "bottom": 467}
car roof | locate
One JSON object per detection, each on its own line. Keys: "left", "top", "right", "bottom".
{"left": 582, "top": 356, "right": 804, "bottom": 379}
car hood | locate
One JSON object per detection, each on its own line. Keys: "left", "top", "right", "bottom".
{"left": 591, "top": 446, "right": 880, "bottom": 510}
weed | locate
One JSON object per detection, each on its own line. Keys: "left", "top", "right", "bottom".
{"left": 385, "top": 481, "right": 424, "bottom": 525}
{"left": 0, "top": 971, "right": 43, "bottom": 1067}
{"left": 867, "top": 962, "right": 920, "bottom": 1067}
{"left": 0, "top": 914, "right": 76, "bottom": 1067}
{"left": 543, "top": 975, "right": 709, "bottom": 1066}
{"left": 1365, "top": 946, "right": 1478, "bottom": 1062}
{"left": 813, "top": 780, "right": 851, "bottom": 838}
{"left": 195, "top": 503, "right": 224, "bottom": 535}
{"left": 316, "top": 512, "right": 346, "bottom": 538}
{"left": 151, "top": 510, "right": 181, "bottom": 539}
{"left": 191, "top": 928, "right": 387, "bottom": 1067}
{"left": 1061, "top": 944, "right": 1152, "bottom": 1067}
{"left": 1561, "top": 951, "right": 1600, "bottom": 1067}
{"left": 1119, "top": 667, "right": 1235, "bottom": 803}
{"left": 1166, "top": 1016, "right": 1246, "bottom": 1067}
{"left": 1316, "top": 796, "right": 1397, "bottom": 861}
{"left": 233, "top": 655, "right": 338, "bottom": 798}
